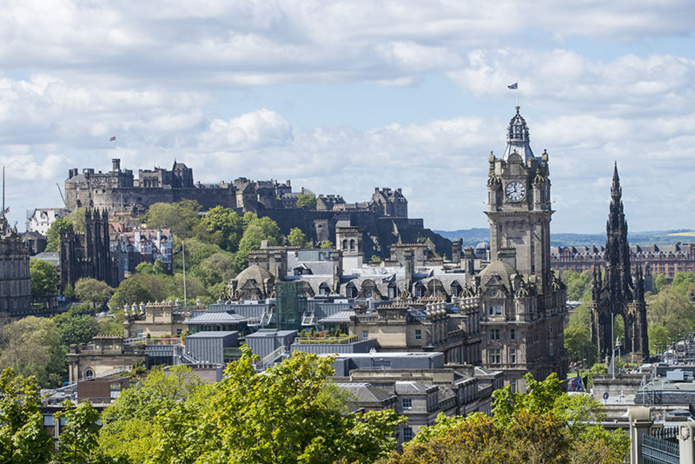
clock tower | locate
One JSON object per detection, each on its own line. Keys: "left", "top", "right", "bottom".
{"left": 477, "top": 107, "right": 566, "bottom": 392}
{"left": 486, "top": 107, "right": 553, "bottom": 294}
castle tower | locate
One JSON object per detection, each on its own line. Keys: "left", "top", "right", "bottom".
{"left": 478, "top": 107, "right": 567, "bottom": 392}
{"left": 591, "top": 164, "right": 648, "bottom": 360}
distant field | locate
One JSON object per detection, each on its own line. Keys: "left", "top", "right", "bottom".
{"left": 671, "top": 232, "right": 695, "bottom": 237}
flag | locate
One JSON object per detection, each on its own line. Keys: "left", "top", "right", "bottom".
{"left": 173, "top": 246, "right": 183, "bottom": 255}
{"left": 2, "top": 207, "right": 9, "bottom": 214}
{"left": 507, "top": 82, "right": 518, "bottom": 90}
{"left": 109, "top": 136, "right": 116, "bottom": 142}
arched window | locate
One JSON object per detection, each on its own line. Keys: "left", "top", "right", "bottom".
{"left": 84, "top": 368, "right": 94, "bottom": 380}
{"left": 350, "top": 239, "right": 356, "bottom": 252}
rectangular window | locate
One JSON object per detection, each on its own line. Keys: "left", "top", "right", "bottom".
{"left": 549, "top": 324, "right": 554, "bottom": 334}
{"left": 362, "top": 330, "right": 369, "bottom": 340}
{"left": 489, "top": 329, "right": 500, "bottom": 340}
{"left": 415, "top": 329, "right": 422, "bottom": 341}
{"left": 510, "top": 348, "right": 516, "bottom": 364}
{"left": 403, "top": 427, "right": 414, "bottom": 442}
{"left": 489, "top": 349, "right": 501, "bottom": 364}
{"left": 550, "top": 341, "right": 555, "bottom": 356}
{"left": 510, "top": 378, "right": 517, "bottom": 394}
{"left": 510, "top": 329, "right": 515, "bottom": 340}
{"left": 488, "top": 305, "right": 494, "bottom": 316}
{"left": 402, "top": 398, "right": 412, "bottom": 410}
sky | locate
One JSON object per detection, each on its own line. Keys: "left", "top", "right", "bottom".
{"left": 1, "top": 0, "right": 694, "bottom": 234}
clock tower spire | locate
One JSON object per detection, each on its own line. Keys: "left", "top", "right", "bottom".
{"left": 485, "top": 107, "right": 552, "bottom": 293}
{"left": 477, "top": 107, "right": 567, "bottom": 392}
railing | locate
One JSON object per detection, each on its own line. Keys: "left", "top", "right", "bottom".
{"left": 642, "top": 433, "right": 679, "bottom": 464}
{"left": 255, "top": 345, "right": 287, "bottom": 370}
{"left": 296, "top": 335, "right": 359, "bottom": 345}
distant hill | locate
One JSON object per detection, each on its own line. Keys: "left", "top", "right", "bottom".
{"left": 434, "top": 229, "right": 695, "bottom": 248}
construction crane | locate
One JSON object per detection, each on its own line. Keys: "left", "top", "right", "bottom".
{"left": 56, "top": 183, "right": 67, "bottom": 207}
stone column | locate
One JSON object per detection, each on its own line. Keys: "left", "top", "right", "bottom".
{"left": 629, "top": 407, "right": 652, "bottom": 464}
{"left": 679, "top": 423, "right": 695, "bottom": 464}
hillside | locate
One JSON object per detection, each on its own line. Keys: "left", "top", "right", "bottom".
{"left": 434, "top": 229, "right": 695, "bottom": 248}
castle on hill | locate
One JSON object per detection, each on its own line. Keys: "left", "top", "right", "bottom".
{"left": 63, "top": 159, "right": 450, "bottom": 259}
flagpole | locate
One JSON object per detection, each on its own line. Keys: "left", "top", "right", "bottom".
{"left": 183, "top": 240, "right": 187, "bottom": 308}
{"left": 2, "top": 166, "right": 4, "bottom": 218}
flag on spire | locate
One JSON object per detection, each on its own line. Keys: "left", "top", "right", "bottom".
{"left": 109, "top": 136, "right": 116, "bottom": 142}
{"left": 507, "top": 82, "right": 518, "bottom": 90}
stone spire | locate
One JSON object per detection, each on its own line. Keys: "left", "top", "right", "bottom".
{"left": 605, "top": 163, "right": 632, "bottom": 303}
{"left": 502, "top": 106, "right": 535, "bottom": 161}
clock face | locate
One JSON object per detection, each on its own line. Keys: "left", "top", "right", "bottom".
{"left": 505, "top": 181, "right": 526, "bottom": 201}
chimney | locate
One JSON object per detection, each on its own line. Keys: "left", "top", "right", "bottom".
{"left": 405, "top": 249, "right": 415, "bottom": 286}
{"left": 112, "top": 158, "right": 121, "bottom": 172}
{"left": 463, "top": 247, "right": 475, "bottom": 275}
{"left": 452, "top": 240, "right": 462, "bottom": 263}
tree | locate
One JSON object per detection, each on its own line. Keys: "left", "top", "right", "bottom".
{"left": 647, "top": 286, "right": 695, "bottom": 339}
{"left": 45, "top": 218, "right": 73, "bottom": 252}
{"left": 202, "top": 206, "right": 244, "bottom": 252}
{"left": 653, "top": 273, "right": 668, "bottom": 293}
{"left": 98, "top": 366, "right": 206, "bottom": 463}
{"left": 110, "top": 278, "right": 155, "bottom": 310}
{"left": 0, "top": 317, "right": 66, "bottom": 387}
{"left": 0, "top": 368, "right": 53, "bottom": 463}
{"left": 296, "top": 188, "right": 317, "bottom": 210}
{"left": 649, "top": 323, "right": 671, "bottom": 353}
{"left": 386, "top": 373, "right": 627, "bottom": 464}
{"left": 143, "top": 200, "right": 202, "bottom": 239}
{"left": 74, "top": 277, "right": 114, "bottom": 309}
{"left": 561, "top": 269, "right": 593, "bottom": 302}
{"left": 55, "top": 400, "right": 101, "bottom": 464}
{"left": 287, "top": 227, "right": 307, "bottom": 248}
{"left": 30, "top": 258, "right": 59, "bottom": 299}
{"left": 320, "top": 240, "right": 335, "bottom": 249}
{"left": 149, "top": 348, "right": 405, "bottom": 463}
{"left": 54, "top": 311, "right": 99, "bottom": 347}
{"left": 671, "top": 272, "right": 695, "bottom": 298}
{"left": 564, "top": 326, "right": 597, "bottom": 367}
{"left": 195, "top": 252, "right": 236, "bottom": 288}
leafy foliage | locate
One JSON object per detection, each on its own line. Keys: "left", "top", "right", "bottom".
{"left": 54, "top": 400, "right": 101, "bottom": 464}
{"left": 288, "top": 227, "right": 308, "bottom": 248}
{"left": 75, "top": 277, "right": 114, "bottom": 308}
{"left": 296, "top": 189, "right": 317, "bottom": 210}
{"left": 45, "top": 217, "right": 74, "bottom": 252}
{"left": 385, "top": 373, "right": 628, "bottom": 464}
{"left": 149, "top": 347, "right": 405, "bottom": 464}
{"left": 0, "top": 369, "right": 53, "bottom": 463}
{"left": 0, "top": 317, "right": 66, "bottom": 387}
{"left": 30, "top": 258, "right": 59, "bottom": 299}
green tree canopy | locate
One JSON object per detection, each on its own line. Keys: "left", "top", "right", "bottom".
{"left": 53, "top": 311, "right": 99, "bottom": 347}
{"left": 55, "top": 400, "right": 101, "bottom": 464}
{"left": 110, "top": 277, "right": 155, "bottom": 310}
{"left": 296, "top": 188, "right": 317, "bottom": 210}
{"left": 143, "top": 200, "right": 202, "bottom": 239}
{"left": 0, "top": 317, "right": 66, "bottom": 387}
{"left": 30, "top": 259, "right": 59, "bottom": 299}
{"left": 45, "top": 217, "right": 73, "bottom": 252}
{"left": 287, "top": 227, "right": 308, "bottom": 248}
{"left": 0, "top": 368, "right": 53, "bottom": 462}
{"left": 98, "top": 366, "right": 207, "bottom": 463}
{"left": 74, "top": 277, "right": 114, "bottom": 308}
{"left": 386, "top": 373, "right": 628, "bottom": 464}
{"left": 201, "top": 206, "right": 244, "bottom": 252}
{"left": 149, "top": 348, "right": 405, "bottom": 464}
{"left": 647, "top": 286, "right": 695, "bottom": 339}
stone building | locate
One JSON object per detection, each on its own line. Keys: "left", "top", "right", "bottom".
{"left": 0, "top": 214, "right": 32, "bottom": 317}
{"left": 62, "top": 159, "right": 451, "bottom": 259}
{"left": 59, "top": 208, "right": 117, "bottom": 289}
{"left": 590, "top": 165, "right": 648, "bottom": 361}
{"left": 477, "top": 107, "right": 568, "bottom": 392}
